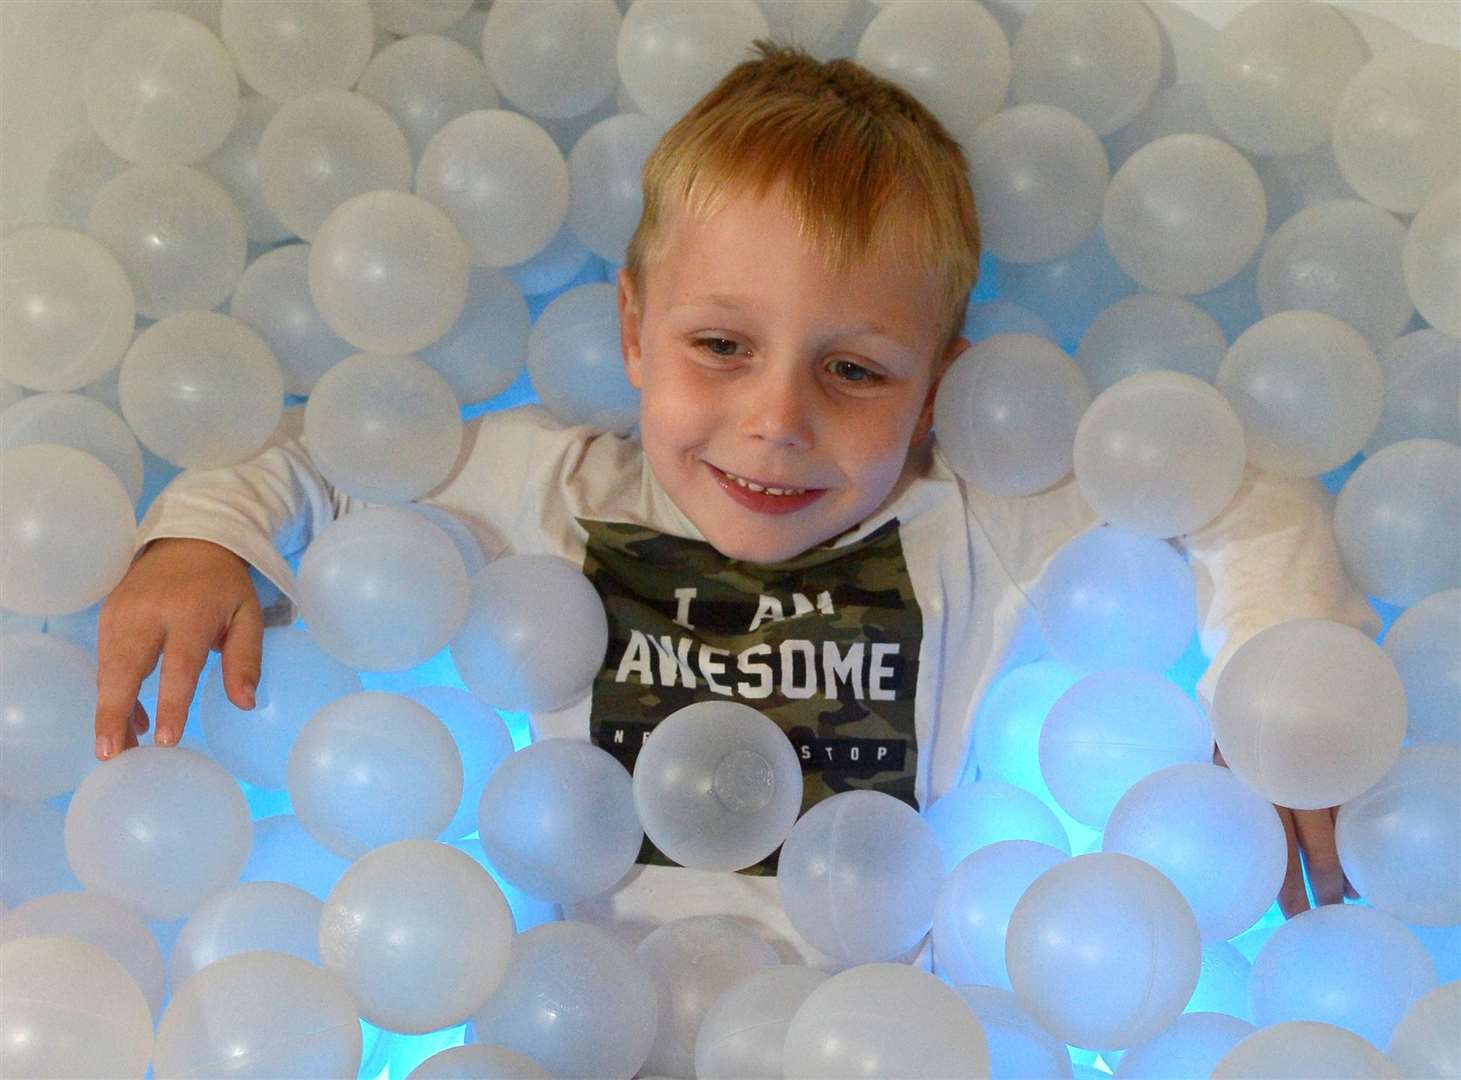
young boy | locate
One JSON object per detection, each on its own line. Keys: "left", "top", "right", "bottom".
{"left": 94, "top": 41, "right": 1376, "bottom": 965}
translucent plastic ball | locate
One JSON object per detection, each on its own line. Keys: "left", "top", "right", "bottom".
{"left": 971, "top": 660, "right": 1083, "bottom": 801}
{"left": 473, "top": 920, "right": 659, "bottom": 1080}
{"left": 0, "top": 801, "right": 80, "bottom": 908}
{"left": 450, "top": 554, "right": 610, "bottom": 712}
{"left": 419, "top": 267, "right": 532, "bottom": 405}
{"left": 82, "top": 10, "right": 238, "bottom": 165}
{"left": 956, "top": 985, "right": 1073, "bottom": 1080}
{"left": 694, "top": 965, "right": 829, "bottom": 1080}
{"left": 0, "top": 445, "right": 135, "bottom": 617}
{"left": 924, "top": 781, "right": 1070, "bottom": 872}
{"left": 1336, "top": 745, "right": 1461, "bottom": 927}
{"left": 1006, "top": 852, "right": 1201, "bottom": 1050}
{"left": 320, "top": 839, "right": 514, "bottom": 1034}
{"left": 40, "top": 131, "right": 129, "bottom": 234}
{"left": 998, "top": 229, "right": 1138, "bottom": 350}
{"left": 297, "top": 506, "right": 469, "bottom": 671}
{"left": 86, "top": 164, "right": 246, "bottom": 318}
{"left": 1388, "top": 982, "right": 1461, "bottom": 1080}
{"left": 240, "top": 814, "right": 352, "bottom": 902}
{"left": 170, "top": 881, "right": 322, "bottom": 988}
{"left": 309, "top": 189, "right": 471, "bottom": 355}
{"left": 357, "top": 35, "right": 498, "bottom": 162}
{"left": 303, "top": 353, "right": 463, "bottom": 502}
{"left": 1250, "top": 904, "right": 1438, "bottom": 1049}
{"left": 631, "top": 701, "right": 802, "bottom": 871}
{"left": 0, "top": 227, "right": 134, "bottom": 392}
{"left": 119, "top": 311, "right": 284, "bottom": 469}
{"left": 481, "top": 0, "right": 620, "bottom": 120}
{"left": 616, "top": 1, "right": 770, "bottom": 125}
{"left": 1332, "top": 42, "right": 1461, "bottom": 214}
{"left": 1256, "top": 200, "right": 1415, "bottom": 352}
{"left": 1334, "top": 439, "right": 1461, "bottom": 608}
{"left": 778, "top": 789, "right": 945, "bottom": 964}
{"left": 1189, "top": 941, "right": 1254, "bottom": 1021}
{"left": 63, "top": 746, "right": 252, "bottom": 921}
{"left": 477, "top": 738, "right": 642, "bottom": 904}
{"left": 1213, "top": 1020, "right": 1401, "bottom": 1079}
{"left": 1103, "top": 763, "right": 1287, "bottom": 942}
{"left": 220, "top": 0, "right": 374, "bottom": 102}
{"left": 1211, "top": 619, "right": 1406, "bottom": 810}
{"left": 0, "top": 936, "right": 153, "bottom": 1080}
{"left": 1257, "top": 142, "right": 1359, "bottom": 228}
{"left": 932, "top": 334, "right": 1090, "bottom": 497}
{"left": 0, "top": 633, "right": 96, "bottom": 801}
{"left": 964, "top": 300, "right": 1054, "bottom": 345}
{"left": 1076, "top": 294, "right": 1227, "bottom": 398}
{"left": 1218, "top": 311, "right": 1383, "bottom": 477}
{"left": 1118, "top": 1012, "right": 1256, "bottom": 1080}
{"left": 373, "top": 0, "right": 472, "bottom": 35}
{"left": 1073, "top": 371, "right": 1247, "bottom": 538}
{"left": 856, "top": 0, "right": 1012, "bottom": 140}
{"left": 409, "top": 1045, "right": 550, "bottom": 1080}
{"left": 1039, "top": 669, "right": 1212, "bottom": 828}
{"left": 1107, "top": 83, "right": 1222, "bottom": 174}
{"left": 202, "top": 94, "right": 291, "bottom": 245}
{"left": 1010, "top": 0, "right": 1161, "bottom": 136}
{"left": 1202, "top": 0, "right": 1366, "bottom": 158}
{"left": 567, "top": 113, "right": 664, "bottom": 264}
{"left": 1383, "top": 589, "right": 1461, "bottom": 745}
{"left": 525, "top": 282, "right": 640, "bottom": 432}
{"left": 1404, "top": 183, "right": 1461, "bottom": 339}
{"left": 1367, "top": 331, "right": 1461, "bottom": 455}
{"left": 0, "top": 392, "right": 144, "bottom": 505}
{"left": 228, "top": 244, "right": 354, "bottom": 395}
{"left": 1104, "top": 135, "right": 1267, "bottom": 296}
{"left": 288, "top": 691, "right": 463, "bottom": 860}
{"left": 403, "top": 686, "right": 514, "bottom": 843}
{"left": 782, "top": 962, "right": 990, "bottom": 1079}
{"left": 154, "top": 950, "right": 361, "bottom": 1077}
{"left": 931, "top": 839, "right": 1068, "bottom": 991}
{"left": 1033, "top": 526, "right": 1197, "bottom": 673}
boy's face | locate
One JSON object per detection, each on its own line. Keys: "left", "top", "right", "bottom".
{"left": 618, "top": 179, "right": 970, "bottom": 564}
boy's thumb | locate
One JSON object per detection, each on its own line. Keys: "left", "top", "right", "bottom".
{"left": 221, "top": 597, "right": 264, "bottom": 710}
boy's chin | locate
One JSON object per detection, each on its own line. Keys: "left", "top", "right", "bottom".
{"left": 702, "top": 523, "right": 834, "bottom": 566}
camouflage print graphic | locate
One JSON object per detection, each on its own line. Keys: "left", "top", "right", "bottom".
{"left": 577, "top": 516, "right": 923, "bottom": 875}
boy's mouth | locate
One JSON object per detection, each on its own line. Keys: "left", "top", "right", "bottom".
{"left": 706, "top": 463, "right": 829, "bottom": 515}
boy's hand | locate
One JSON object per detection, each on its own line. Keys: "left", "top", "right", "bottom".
{"left": 94, "top": 538, "right": 264, "bottom": 760}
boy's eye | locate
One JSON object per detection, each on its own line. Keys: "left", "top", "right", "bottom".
{"left": 695, "top": 337, "right": 743, "bottom": 359}
{"left": 828, "top": 359, "right": 881, "bottom": 384}
{"left": 692, "top": 338, "right": 884, "bottom": 386}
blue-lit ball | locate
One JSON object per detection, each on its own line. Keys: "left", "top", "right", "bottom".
{"left": 971, "top": 660, "right": 1082, "bottom": 800}
{"left": 956, "top": 984, "right": 1073, "bottom": 1080}
{"left": 1212, "top": 1020, "right": 1400, "bottom": 1079}
{"left": 1117, "top": 1012, "right": 1256, "bottom": 1079}
{"left": 1188, "top": 940, "right": 1253, "bottom": 1021}
{"left": 1381, "top": 589, "right": 1461, "bottom": 745}
{"left": 924, "top": 780, "right": 1070, "bottom": 872}
{"left": 694, "top": 965, "right": 829, "bottom": 1080}
{"left": 1387, "top": 982, "right": 1461, "bottom": 1080}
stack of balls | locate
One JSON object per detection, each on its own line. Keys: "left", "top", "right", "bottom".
{"left": 1, "top": 1, "right": 1457, "bottom": 1077}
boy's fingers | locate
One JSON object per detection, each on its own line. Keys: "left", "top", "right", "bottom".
{"left": 94, "top": 628, "right": 162, "bottom": 760}
{"left": 1275, "top": 805, "right": 1310, "bottom": 919}
{"left": 154, "top": 633, "right": 211, "bottom": 745}
{"left": 1293, "top": 807, "right": 1346, "bottom": 907}
{"left": 132, "top": 700, "right": 150, "bottom": 736}
{"left": 220, "top": 598, "right": 264, "bottom": 711}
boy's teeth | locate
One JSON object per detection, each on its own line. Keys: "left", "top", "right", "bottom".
{"left": 726, "top": 471, "right": 805, "bottom": 496}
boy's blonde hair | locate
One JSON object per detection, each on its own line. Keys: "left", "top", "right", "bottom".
{"left": 624, "top": 39, "right": 980, "bottom": 356}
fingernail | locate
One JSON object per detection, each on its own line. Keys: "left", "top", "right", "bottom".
{"left": 96, "top": 735, "right": 116, "bottom": 760}
{"left": 157, "top": 729, "right": 176, "bottom": 747}
{"left": 243, "top": 684, "right": 257, "bottom": 710}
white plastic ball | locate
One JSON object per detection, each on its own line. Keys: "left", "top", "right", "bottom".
{"left": 1367, "top": 331, "right": 1461, "bottom": 455}
{"left": 202, "top": 94, "right": 292, "bottom": 245}
{"left": 409, "top": 1045, "right": 550, "bottom": 1080}
{"left": 1387, "top": 982, "right": 1461, "bottom": 1080}
{"left": 616, "top": 1, "right": 770, "bottom": 125}
{"left": 1404, "top": 182, "right": 1461, "bottom": 339}
{"left": 1213, "top": 1020, "right": 1401, "bottom": 1079}
{"left": 567, "top": 113, "right": 664, "bottom": 265}
{"left": 240, "top": 814, "right": 352, "bottom": 902}
{"left": 419, "top": 267, "right": 532, "bottom": 404}
{"left": 169, "top": 881, "right": 322, "bottom": 988}
{"left": 924, "top": 781, "right": 1070, "bottom": 873}
{"left": 1258, "top": 142, "right": 1359, "bottom": 228}
{"left": 0, "top": 392, "right": 144, "bottom": 505}
{"left": 228, "top": 243, "right": 354, "bottom": 396}
{"left": 41, "top": 132, "right": 129, "bottom": 234}
{"left": 481, "top": 0, "right": 621, "bottom": 120}
{"left": 695, "top": 966, "right": 829, "bottom": 1080}
{"left": 357, "top": 34, "right": 498, "bottom": 162}
{"left": 1189, "top": 941, "right": 1254, "bottom": 1020}
{"left": 971, "top": 661, "right": 1082, "bottom": 802}
{"left": 963, "top": 300, "right": 1053, "bottom": 345}
{"left": 1118, "top": 1012, "right": 1256, "bottom": 1080}
{"left": 0, "top": 801, "right": 81, "bottom": 908}
{"left": 0, "top": 633, "right": 97, "bottom": 801}
{"left": 221, "top": 0, "right": 375, "bottom": 102}
{"left": 1076, "top": 294, "right": 1227, "bottom": 397}
{"left": 1382, "top": 589, "right": 1461, "bottom": 746}
{"left": 403, "top": 686, "right": 515, "bottom": 844}
{"left": 525, "top": 282, "right": 640, "bottom": 432}
{"left": 372, "top": 0, "right": 472, "bottom": 35}
{"left": 996, "top": 230, "right": 1138, "bottom": 350}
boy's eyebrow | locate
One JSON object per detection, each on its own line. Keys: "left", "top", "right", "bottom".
{"left": 675, "top": 292, "right": 906, "bottom": 343}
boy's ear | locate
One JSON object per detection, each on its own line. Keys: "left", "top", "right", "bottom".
{"left": 911, "top": 335, "right": 971, "bottom": 446}
{"left": 617, "top": 268, "right": 644, "bottom": 391}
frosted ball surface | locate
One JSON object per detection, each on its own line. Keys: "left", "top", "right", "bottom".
{"left": 221, "top": 0, "right": 374, "bottom": 102}
{"left": 309, "top": 190, "right": 470, "bottom": 354}
{"left": 41, "top": 131, "right": 129, "bottom": 233}
{"left": 0, "top": 227, "right": 134, "bottom": 392}
{"left": 924, "top": 782, "right": 1069, "bottom": 873}
{"left": 357, "top": 35, "right": 498, "bottom": 162}
{"left": 1073, "top": 371, "right": 1247, "bottom": 538}
{"left": 568, "top": 113, "right": 663, "bottom": 264}
{"left": 64, "top": 746, "right": 252, "bottom": 920}
{"left": 477, "top": 739, "right": 642, "bottom": 903}
{"left": 1366, "top": 331, "right": 1460, "bottom": 456}
{"left": 1210, "top": 619, "right": 1406, "bottom": 810}
{"left": 303, "top": 353, "right": 463, "bottom": 503}
{"left": 616, "top": 0, "right": 770, "bottom": 125}
{"left": 526, "top": 282, "right": 640, "bottom": 432}
{"left": 777, "top": 789, "right": 944, "bottom": 963}
{"left": 995, "top": 231, "right": 1138, "bottom": 350}
{"left": 0, "top": 444, "right": 135, "bottom": 617}
{"left": 964, "top": 300, "right": 1053, "bottom": 345}
{"left": 320, "top": 839, "right": 514, "bottom": 1034}
{"left": 169, "top": 881, "right": 323, "bottom": 987}
{"left": 1213, "top": 1021, "right": 1401, "bottom": 1079}
{"left": 695, "top": 966, "right": 828, "bottom": 1080}
{"left": 1118, "top": 1012, "right": 1255, "bottom": 1080}
{"left": 240, "top": 814, "right": 351, "bottom": 902}
{"left": 1404, "top": 183, "right": 1461, "bottom": 338}
{"left": 1076, "top": 294, "right": 1226, "bottom": 397}
{"left": 0, "top": 392, "right": 144, "bottom": 505}
{"left": 1387, "top": 983, "right": 1461, "bottom": 1080}
{"left": 404, "top": 686, "right": 514, "bottom": 844}
{"left": 420, "top": 267, "right": 532, "bottom": 405}
{"left": 0, "top": 633, "right": 97, "bottom": 800}
{"left": 971, "top": 661, "right": 1082, "bottom": 804}
{"left": 1006, "top": 852, "right": 1201, "bottom": 1049}
{"left": 288, "top": 691, "right": 463, "bottom": 859}
{"left": 482, "top": 0, "right": 621, "bottom": 120}
{"left": 956, "top": 985, "right": 1073, "bottom": 1080}
{"left": 632, "top": 701, "right": 802, "bottom": 871}
{"left": 228, "top": 243, "right": 354, "bottom": 396}
{"left": 1104, "top": 135, "right": 1266, "bottom": 295}
{"left": 119, "top": 311, "right": 283, "bottom": 469}
{"left": 0, "top": 801, "right": 80, "bottom": 908}
{"left": 372, "top": 0, "right": 472, "bottom": 35}
{"left": 473, "top": 920, "right": 659, "bottom": 1080}
{"left": 202, "top": 94, "right": 291, "bottom": 245}
{"left": 409, "top": 1046, "right": 550, "bottom": 1080}
{"left": 1382, "top": 589, "right": 1461, "bottom": 746}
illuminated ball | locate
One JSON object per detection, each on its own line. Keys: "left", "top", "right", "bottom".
{"left": 1103, "top": 135, "right": 1266, "bottom": 296}
{"left": 695, "top": 966, "right": 829, "bottom": 1080}
{"left": 778, "top": 789, "right": 945, "bottom": 964}
{"left": 474, "top": 920, "right": 659, "bottom": 1080}
{"left": 450, "top": 554, "right": 609, "bottom": 712}
{"left": 1076, "top": 294, "right": 1226, "bottom": 397}
{"left": 1005, "top": 852, "right": 1201, "bottom": 1050}
{"left": 288, "top": 691, "right": 463, "bottom": 860}
{"left": 998, "top": 231, "right": 1137, "bottom": 350}
{"left": 1103, "top": 763, "right": 1286, "bottom": 941}
{"left": 402, "top": 686, "right": 514, "bottom": 844}
{"left": 155, "top": 951, "right": 361, "bottom": 1076}
{"left": 203, "top": 94, "right": 291, "bottom": 245}
{"left": 1367, "top": 331, "right": 1461, "bottom": 456}
{"left": 0, "top": 227, "right": 134, "bottom": 392}
{"left": 0, "top": 633, "right": 97, "bottom": 800}
{"left": 567, "top": 113, "right": 663, "bottom": 264}
{"left": 1033, "top": 526, "right": 1197, "bottom": 673}
{"left": 932, "top": 334, "right": 1090, "bottom": 497}
{"left": 220, "top": 0, "right": 374, "bottom": 102}
{"left": 924, "top": 781, "right": 1069, "bottom": 872}
{"left": 971, "top": 661, "right": 1082, "bottom": 802}
{"left": 0, "top": 801, "right": 80, "bottom": 908}
{"left": 1334, "top": 439, "right": 1461, "bottom": 607}
{"left": 525, "top": 283, "right": 641, "bottom": 433}
{"left": 170, "top": 881, "right": 323, "bottom": 988}
{"left": 240, "top": 814, "right": 352, "bottom": 902}
{"left": 63, "top": 746, "right": 252, "bottom": 921}
{"left": 1382, "top": 589, "right": 1461, "bottom": 745}
{"left": 632, "top": 701, "right": 802, "bottom": 872}
{"left": 320, "top": 839, "right": 514, "bottom": 1034}
{"left": 419, "top": 267, "right": 532, "bottom": 405}
{"left": 932, "top": 839, "right": 1068, "bottom": 990}
{"left": 782, "top": 963, "right": 990, "bottom": 1079}
{"left": 0, "top": 392, "right": 144, "bottom": 505}
{"left": 357, "top": 35, "right": 497, "bottom": 161}
{"left": 1404, "top": 183, "right": 1461, "bottom": 339}
{"left": 1119, "top": 1012, "right": 1256, "bottom": 1080}
{"left": 119, "top": 311, "right": 284, "bottom": 469}
{"left": 1336, "top": 745, "right": 1461, "bottom": 927}
{"left": 0, "top": 936, "right": 152, "bottom": 1079}
{"left": 964, "top": 300, "right": 1053, "bottom": 345}
{"left": 1213, "top": 1021, "right": 1401, "bottom": 1079}
{"left": 1388, "top": 982, "right": 1461, "bottom": 1080}
{"left": 1073, "top": 371, "right": 1247, "bottom": 538}
{"left": 228, "top": 244, "right": 354, "bottom": 395}
{"left": 1249, "top": 904, "right": 1438, "bottom": 1049}
{"left": 297, "top": 507, "right": 469, "bottom": 672}
{"left": 409, "top": 1045, "right": 549, "bottom": 1080}
{"left": 955, "top": 986, "right": 1072, "bottom": 1080}
{"left": 477, "top": 739, "right": 641, "bottom": 904}
{"left": 1189, "top": 940, "right": 1253, "bottom": 1020}
{"left": 617, "top": 1, "right": 770, "bottom": 125}
{"left": 481, "top": 0, "right": 620, "bottom": 120}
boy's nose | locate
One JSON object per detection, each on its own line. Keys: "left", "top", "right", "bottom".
{"left": 741, "top": 365, "right": 815, "bottom": 450}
